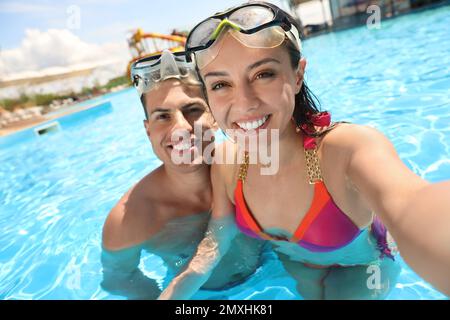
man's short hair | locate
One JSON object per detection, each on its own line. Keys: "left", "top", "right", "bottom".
{"left": 140, "top": 94, "right": 149, "bottom": 120}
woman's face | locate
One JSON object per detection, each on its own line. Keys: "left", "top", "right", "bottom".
{"left": 200, "top": 32, "right": 305, "bottom": 139}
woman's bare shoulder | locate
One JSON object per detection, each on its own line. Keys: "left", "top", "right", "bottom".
{"left": 212, "top": 140, "right": 240, "bottom": 181}
{"left": 212, "top": 140, "right": 240, "bottom": 204}
{"left": 320, "top": 122, "right": 390, "bottom": 153}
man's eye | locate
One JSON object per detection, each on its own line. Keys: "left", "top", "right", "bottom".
{"left": 211, "top": 82, "right": 227, "bottom": 91}
{"left": 188, "top": 107, "right": 204, "bottom": 113}
{"left": 156, "top": 114, "right": 170, "bottom": 120}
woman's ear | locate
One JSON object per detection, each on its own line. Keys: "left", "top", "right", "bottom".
{"left": 295, "top": 58, "right": 307, "bottom": 94}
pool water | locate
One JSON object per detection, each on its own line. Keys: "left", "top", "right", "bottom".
{"left": 0, "top": 6, "right": 449, "bottom": 300}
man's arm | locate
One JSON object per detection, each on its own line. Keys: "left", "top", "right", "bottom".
{"left": 101, "top": 189, "right": 161, "bottom": 299}
{"left": 101, "top": 246, "right": 161, "bottom": 299}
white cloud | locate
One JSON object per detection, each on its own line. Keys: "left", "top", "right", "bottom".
{"left": 0, "top": 28, "right": 131, "bottom": 98}
{"left": 0, "top": 28, "right": 130, "bottom": 77}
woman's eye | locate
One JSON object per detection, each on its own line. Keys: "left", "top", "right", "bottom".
{"left": 255, "top": 71, "right": 274, "bottom": 80}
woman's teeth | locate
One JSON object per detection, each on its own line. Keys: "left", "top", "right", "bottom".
{"left": 236, "top": 115, "right": 268, "bottom": 130}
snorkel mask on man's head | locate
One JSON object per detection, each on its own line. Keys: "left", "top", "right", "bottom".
{"left": 130, "top": 50, "right": 202, "bottom": 96}
{"left": 185, "top": 1, "right": 303, "bottom": 69}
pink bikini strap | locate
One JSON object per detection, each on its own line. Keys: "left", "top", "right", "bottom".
{"left": 301, "top": 111, "right": 332, "bottom": 150}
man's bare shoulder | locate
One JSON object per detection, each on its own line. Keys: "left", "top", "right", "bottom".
{"left": 102, "top": 168, "right": 163, "bottom": 251}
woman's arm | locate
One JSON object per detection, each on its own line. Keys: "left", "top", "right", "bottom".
{"left": 158, "top": 163, "right": 238, "bottom": 300}
{"left": 345, "top": 125, "right": 450, "bottom": 295}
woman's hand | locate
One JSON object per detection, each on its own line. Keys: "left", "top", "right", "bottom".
{"left": 158, "top": 160, "right": 239, "bottom": 299}
{"left": 157, "top": 215, "right": 238, "bottom": 300}
{"left": 158, "top": 269, "right": 206, "bottom": 300}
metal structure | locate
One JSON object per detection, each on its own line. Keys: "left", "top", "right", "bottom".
{"left": 126, "top": 28, "right": 187, "bottom": 76}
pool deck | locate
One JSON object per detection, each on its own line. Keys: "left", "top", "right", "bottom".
{"left": 0, "top": 87, "right": 130, "bottom": 137}
{"left": 0, "top": 106, "right": 94, "bottom": 137}
{"left": 0, "top": 118, "right": 47, "bottom": 137}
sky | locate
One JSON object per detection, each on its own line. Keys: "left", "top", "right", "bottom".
{"left": 0, "top": 0, "right": 287, "bottom": 78}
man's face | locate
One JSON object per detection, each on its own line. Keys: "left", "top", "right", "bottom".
{"left": 143, "top": 79, "right": 215, "bottom": 170}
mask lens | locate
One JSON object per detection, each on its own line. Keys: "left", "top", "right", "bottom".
{"left": 149, "top": 69, "right": 162, "bottom": 83}
{"left": 194, "top": 29, "right": 229, "bottom": 70}
{"left": 229, "top": 5, "right": 274, "bottom": 29}
{"left": 130, "top": 50, "right": 201, "bottom": 95}
{"left": 134, "top": 54, "right": 163, "bottom": 68}
{"left": 231, "top": 26, "right": 286, "bottom": 48}
{"left": 194, "top": 26, "right": 286, "bottom": 70}
{"left": 188, "top": 18, "right": 221, "bottom": 48}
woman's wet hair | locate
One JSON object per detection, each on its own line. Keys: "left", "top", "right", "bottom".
{"left": 282, "top": 10, "right": 322, "bottom": 130}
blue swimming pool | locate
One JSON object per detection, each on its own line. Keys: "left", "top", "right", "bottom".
{"left": 0, "top": 6, "right": 449, "bottom": 299}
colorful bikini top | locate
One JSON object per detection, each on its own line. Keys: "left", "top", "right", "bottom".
{"left": 234, "top": 112, "right": 363, "bottom": 253}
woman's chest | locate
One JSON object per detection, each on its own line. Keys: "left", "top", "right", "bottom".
{"left": 231, "top": 161, "right": 373, "bottom": 235}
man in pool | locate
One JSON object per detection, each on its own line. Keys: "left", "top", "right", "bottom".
{"left": 101, "top": 50, "right": 266, "bottom": 299}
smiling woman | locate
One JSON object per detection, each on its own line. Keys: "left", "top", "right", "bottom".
{"left": 159, "top": 1, "right": 450, "bottom": 300}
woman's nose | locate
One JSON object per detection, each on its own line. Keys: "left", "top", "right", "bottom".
{"left": 234, "top": 82, "right": 260, "bottom": 113}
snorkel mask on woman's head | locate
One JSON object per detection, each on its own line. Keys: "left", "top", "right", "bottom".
{"left": 131, "top": 50, "right": 202, "bottom": 96}
{"left": 185, "top": 1, "right": 302, "bottom": 69}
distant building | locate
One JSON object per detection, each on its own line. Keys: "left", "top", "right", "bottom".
{"left": 286, "top": 0, "right": 447, "bottom": 35}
